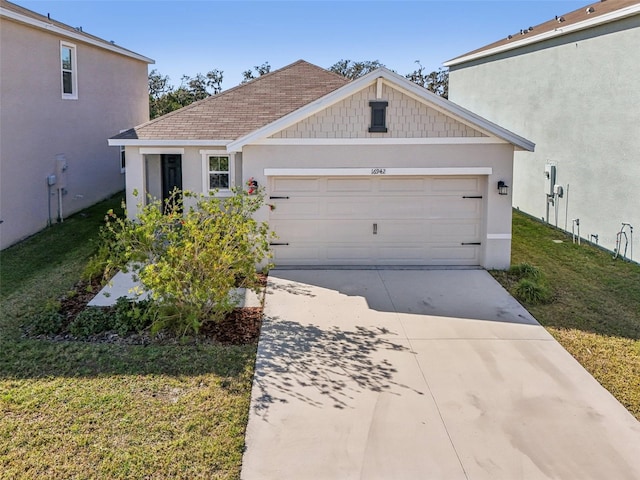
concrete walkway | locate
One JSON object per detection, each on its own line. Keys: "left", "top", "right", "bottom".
{"left": 241, "top": 269, "right": 640, "bottom": 480}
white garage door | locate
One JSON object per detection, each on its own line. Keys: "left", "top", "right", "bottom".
{"left": 268, "top": 176, "right": 484, "bottom": 266}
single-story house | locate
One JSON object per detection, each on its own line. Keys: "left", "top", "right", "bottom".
{"left": 445, "top": 0, "right": 639, "bottom": 259}
{"left": 109, "top": 60, "right": 534, "bottom": 269}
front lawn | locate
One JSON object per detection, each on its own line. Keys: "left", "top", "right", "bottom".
{"left": 0, "top": 194, "right": 256, "bottom": 479}
{"left": 492, "top": 211, "right": 640, "bottom": 420}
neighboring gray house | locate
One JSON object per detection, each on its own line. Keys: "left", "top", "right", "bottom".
{"left": 110, "top": 60, "right": 533, "bottom": 270}
{"left": 0, "top": 0, "right": 153, "bottom": 249}
{"left": 445, "top": 0, "right": 640, "bottom": 260}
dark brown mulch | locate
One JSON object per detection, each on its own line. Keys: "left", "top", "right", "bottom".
{"left": 200, "top": 307, "right": 263, "bottom": 345}
{"left": 58, "top": 278, "right": 103, "bottom": 320}
{"left": 52, "top": 278, "right": 264, "bottom": 345}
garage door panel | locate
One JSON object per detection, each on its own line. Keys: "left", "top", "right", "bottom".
{"left": 430, "top": 245, "right": 480, "bottom": 264}
{"left": 272, "top": 246, "right": 320, "bottom": 264}
{"left": 377, "top": 246, "right": 425, "bottom": 263}
{"left": 269, "top": 220, "right": 320, "bottom": 241}
{"left": 428, "top": 198, "right": 481, "bottom": 218}
{"left": 378, "top": 178, "right": 425, "bottom": 193}
{"left": 327, "top": 246, "right": 375, "bottom": 261}
{"left": 374, "top": 197, "right": 425, "bottom": 217}
{"left": 325, "top": 198, "right": 375, "bottom": 217}
{"left": 430, "top": 220, "right": 481, "bottom": 242}
{"left": 270, "top": 198, "right": 320, "bottom": 217}
{"left": 375, "top": 221, "right": 426, "bottom": 241}
{"left": 327, "top": 178, "right": 372, "bottom": 192}
{"left": 272, "top": 177, "right": 320, "bottom": 193}
{"left": 431, "top": 177, "right": 480, "bottom": 194}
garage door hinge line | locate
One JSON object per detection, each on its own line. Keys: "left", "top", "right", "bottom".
{"left": 270, "top": 242, "right": 290, "bottom": 246}
{"left": 269, "top": 196, "right": 290, "bottom": 199}
{"left": 462, "top": 195, "right": 483, "bottom": 199}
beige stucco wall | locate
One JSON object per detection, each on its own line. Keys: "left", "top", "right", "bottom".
{"left": 0, "top": 17, "right": 149, "bottom": 249}
{"left": 242, "top": 143, "right": 515, "bottom": 269}
{"left": 271, "top": 84, "right": 486, "bottom": 139}
{"left": 449, "top": 15, "right": 640, "bottom": 257}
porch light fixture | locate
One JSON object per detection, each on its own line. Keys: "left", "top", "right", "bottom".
{"left": 497, "top": 180, "right": 509, "bottom": 195}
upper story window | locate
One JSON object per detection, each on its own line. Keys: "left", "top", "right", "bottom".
{"left": 61, "top": 41, "right": 77, "bottom": 99}
{"left": 208, "top": 156, "right": 230, "bottom": 190}
{"left": 368, "top": 101, "right": 388, "bottom": 133}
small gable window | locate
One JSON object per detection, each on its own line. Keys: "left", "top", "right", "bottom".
{"left": 368, "top": 101, "right": 388, "bottom": 133}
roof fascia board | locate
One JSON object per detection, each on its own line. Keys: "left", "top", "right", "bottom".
{"left": 108, "top": 139, "right": 232, "bottom": 147}
{"left": 229, "top": 67, "right": 533, "bottom": 152}
{"left": 0, "top": 6, "right": 154, "bottom": 64}
{"left": 444, "top": 4, "right": 640, "bottom": 67}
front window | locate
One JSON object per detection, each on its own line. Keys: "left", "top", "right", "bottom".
{"left": 208, "top": 156, "right": 229, "bottom": 190}
{"left": 61, "top": 41, "right": 77, "bottom": 99}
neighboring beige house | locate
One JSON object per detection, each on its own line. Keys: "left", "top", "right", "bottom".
{"left": 110, "top": 60, "right": 533, "bottom": 269}
{"left": 446, "top": 0, "right": 640, "bottom": 260}
{"left": 0, "top": 0, "right": 153, "bottom": 249}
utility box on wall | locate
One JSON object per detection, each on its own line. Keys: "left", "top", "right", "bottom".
{"left": 544, "top": 163, "right": 556, "bottom": 196}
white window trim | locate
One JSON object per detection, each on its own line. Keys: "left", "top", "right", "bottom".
{"left": 60, "top": 41, "right": 78, "bottom": 100}
{"left": 201, "top": 150, "right": 235, "bottom": 196}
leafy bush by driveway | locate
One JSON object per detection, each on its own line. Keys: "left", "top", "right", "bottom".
{"left": 95, "top": 188, "right": 273, "bottom": 335}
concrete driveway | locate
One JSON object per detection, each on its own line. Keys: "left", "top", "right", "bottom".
{"left": 241, "top": 269, "right": 640, "bottom": 480}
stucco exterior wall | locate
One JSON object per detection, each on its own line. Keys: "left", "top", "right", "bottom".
{"left": 271, "top": 84, "right": 486, "bottom": 139}
{"left": 242, "top": 143, "right": 515, "bottom": 269}
{"left": 448, "top": 15, "right": 640, "bottom": 257}
{"left": 0, "top": 17, "right": 149, "bottom": 249}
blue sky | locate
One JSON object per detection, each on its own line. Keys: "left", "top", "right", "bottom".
{"left": 18, "top": 0, "right": 587, "bottom": 88}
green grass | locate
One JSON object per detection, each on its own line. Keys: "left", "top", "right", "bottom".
{"left": 492, "top": 211, "right": 640, "bottom": 419}
{"left": 0, "top": 194, "right": 256, "bottom": 479}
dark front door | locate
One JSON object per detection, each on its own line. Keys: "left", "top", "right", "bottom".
{"left": 161, "top": 154, "right": 183, "bottom": 205}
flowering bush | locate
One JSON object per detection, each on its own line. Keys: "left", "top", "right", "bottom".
{"left": 96, "top": 188, "right": 273, "bottom": 335}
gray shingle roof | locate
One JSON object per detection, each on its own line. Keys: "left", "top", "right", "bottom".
{"left": 114, "top": 60, "right": 350, "bottom": 141}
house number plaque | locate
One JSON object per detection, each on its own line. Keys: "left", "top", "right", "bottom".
{"left": 370, "top": 168, "right": 387, "bottom": 175}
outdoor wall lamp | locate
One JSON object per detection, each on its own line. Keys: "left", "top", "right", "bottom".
{"left": 497, "top": 180, "right": 509, "bottom": 196}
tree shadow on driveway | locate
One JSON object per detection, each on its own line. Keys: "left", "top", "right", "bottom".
{"left": 251, "top": 315, "right": 424, "bottom": 419}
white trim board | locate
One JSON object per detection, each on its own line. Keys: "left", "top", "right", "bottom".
{"left": 252, "top": 137, "right": 507, "bottom": 146}
{"left": 264, "top": 167, "right": 493, "bottom": 177}
{"left": 486, "top": 234, "right": 512, "bottom": 240}
{"left": 108, "top": 139, "right": 232, "bottom": 147}
{"left": 139, "top": 147, "right": 184, "bottom": 155}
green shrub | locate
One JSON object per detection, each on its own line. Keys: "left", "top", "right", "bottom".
{"left": 31, "top": 307, "right": 65, "bottom": 335}
{"left": 514, "top": 278, "right": 549, "bottom": 305}
{"left": 69, "top": 307, "right": 112, "bottom": 337}
{"left": 112, "top": 297, "right": 153, "bottom": 336}
{"left": 509, "top": 262, "right": 541, "bottom": 280}
{"left": 99, "top": 188, "right": 273, "bottom": 336}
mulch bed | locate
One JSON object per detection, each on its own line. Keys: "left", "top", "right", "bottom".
{"left": 48, "top": 277, "right": 265, "bottom": 346}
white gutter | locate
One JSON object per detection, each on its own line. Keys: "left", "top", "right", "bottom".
{"left": 444, "top": 3, "right": 640, "bottom": 67}
{"left": 0, "top": 6, "right": 154, "bottom": 64}
{"left": 108, "top": 139, "right": 232, "bottom": 147}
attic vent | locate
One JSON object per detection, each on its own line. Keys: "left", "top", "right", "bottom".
{"left": 368, "top": 101, "right": 388, "bottom": 133}
{"left": 586, "top": 6, "right": 595, "bottom": 13}
{"left": 556, "top": 16, "right": 565, "bottom": 23}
